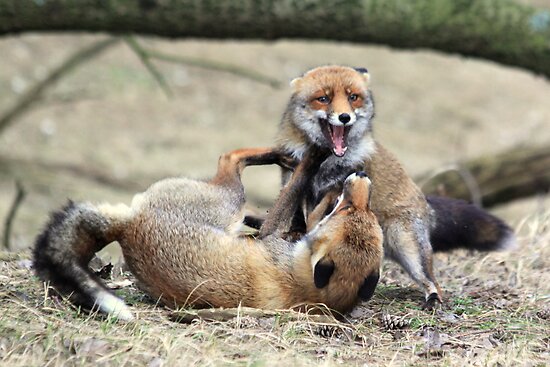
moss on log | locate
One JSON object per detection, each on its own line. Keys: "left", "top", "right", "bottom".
{"left": 1, "top": 0, "right": 550, "bottom": 77}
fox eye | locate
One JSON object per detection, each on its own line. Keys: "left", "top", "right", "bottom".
{"left": 316, "top": 96, "right": 330, "bottom": 104}
{"left": 338, "top": 205, "right": 352, "bottom": 212}
{"left": 349, "top": 94, "right": 359, "bottom": 102}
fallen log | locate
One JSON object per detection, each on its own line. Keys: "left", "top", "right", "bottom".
{"left": 417, "top": 145, "right": 550, "bottom": 208}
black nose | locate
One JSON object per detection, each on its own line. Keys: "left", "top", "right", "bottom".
{"left": 338, "top": 113, "right": 351, "bottom": 123}
{"left": 356, "top": 171, "right": 368, "bottom": 178}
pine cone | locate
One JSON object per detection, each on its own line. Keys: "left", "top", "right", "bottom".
{"left": 316, "top": 324, "right": 339, "bottom": 338}
{"left": 382, "top": 313, "right": 410, "bottom": 330}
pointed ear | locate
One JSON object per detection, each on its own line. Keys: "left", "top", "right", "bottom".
{"left": 358, "top": 271, "right": 379, "bottom": 301}
{"left": 354, "top": 67, "right": 370, "bottom": 85}
{"left": 314, "top": 257, "right": 335, "bottom": 288}
{"left": 290, "top": 77, "right": 303, "bottom": 92}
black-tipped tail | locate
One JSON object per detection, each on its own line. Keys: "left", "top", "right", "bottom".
{"left": 427, "top": 196, "right": 516, "bottom": 253}
{"left": 33, "top": 201, "right": 133, "bottom": 320}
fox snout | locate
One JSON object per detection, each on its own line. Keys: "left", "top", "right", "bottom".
{"left": 345, "top": 171, "right": 371, "bottom": 185}
{"left": 328, "top": 111, "right": 356, "bottom": 127}
{"left": 316, "top": 109, "right": 356, "bottom": 127}
{"left": 342, "top": 172, "right": 372, "bottom": 210}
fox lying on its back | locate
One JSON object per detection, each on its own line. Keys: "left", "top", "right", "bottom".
{"left": 33, "top": 147, "right": 383, "bottom": 320}
{"left": 273, "top": 65, "right": 515, "bottom": 308}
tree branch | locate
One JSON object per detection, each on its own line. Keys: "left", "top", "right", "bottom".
{"left": 124, "top": 36, "right": 281, "bottom": 91}
{"left": 1, "top": 1, "right": 549, "bottom": 78}
{"left": 146, "top": 49, "right": 281, "bottom": 88}
{"left": 124, "top": 36, "right": 173, "bottom": 98}
{"left": 2, "top": 181, "right": 26, "bottom": 250}
{"left": 0, "top": 37, "right": 119, "bottom": 135}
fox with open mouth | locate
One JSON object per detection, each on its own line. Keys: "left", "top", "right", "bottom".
{"left": 272, "top": 65, "right": 515, "bottom": 309}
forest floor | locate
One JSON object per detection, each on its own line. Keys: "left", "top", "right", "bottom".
{"left": 0, "top": 34, "right": 549, "bottom": 366}
{"left": 1, "top": 221, "right": 548, "bottom": 366}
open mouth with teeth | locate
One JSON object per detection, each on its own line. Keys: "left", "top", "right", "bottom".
{"left": 319, "top": 119, "right": 352, "bottom": 157}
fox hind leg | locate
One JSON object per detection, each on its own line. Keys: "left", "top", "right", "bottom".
{"left": 209, "top": 147, "right": 297, "bottom": 189}
{"left": 210, "top": 147, "right": 300, "bottom": 233}
{"left": 384, "top": 219, "right": 442, "bottom": 309}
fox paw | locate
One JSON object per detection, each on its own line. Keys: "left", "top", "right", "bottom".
{"left": 422, "top": 293, "right": 442, "bottom": 311}
{"left": 278, "top": 154, "right": 299, "bottom": 171}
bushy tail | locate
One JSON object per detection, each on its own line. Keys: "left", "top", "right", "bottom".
{"left": 427, "top": 196, "right": 516, "bottom": 253}
{"left": 33, "top": 201, "right": 134, "bottom": 321}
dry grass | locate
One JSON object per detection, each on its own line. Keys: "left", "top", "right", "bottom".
{"left": 0, "top": 33, "right": 549, "bottom": 366}
{"left": 1, "top": 209, "right": 548, "bottom": 366}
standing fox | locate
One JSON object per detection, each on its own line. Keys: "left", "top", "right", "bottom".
{"left": 271, "top": 65, "right": 515, "bottom": 308}
{"left": 33, "top": 147, "right": 383, "bottom": 321}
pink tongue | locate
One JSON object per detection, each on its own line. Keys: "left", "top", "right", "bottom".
{"left": 331, "top": 125, "right": 346, "bottom": 156}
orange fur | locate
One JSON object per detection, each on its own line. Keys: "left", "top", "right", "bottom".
{"left": 33, "top": 147, "right": 383, "bottom": 319}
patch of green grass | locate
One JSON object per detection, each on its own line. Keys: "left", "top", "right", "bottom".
{"left": 477, "top": 320, "right": 498, "bottom": 330}
{"left": 114, "top": 289, "right": 143, "bottom": 306}
{"left": 450, "top": 296, "right": 484, "bottom": 316}
{"left": 409, "top": 316, "right": 438, "bottom": 329}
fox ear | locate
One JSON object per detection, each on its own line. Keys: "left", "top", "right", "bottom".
{"left": 358, "top": 271, "right": 379, "bottom": 301}
{"left": 313, "top": 257, "right": 335, "bottom": 288}
{"left": 354, "top": 67, "right": 370, "bottom": 84}
{"left": 290, "top": 77, "right": 303, "bottom": 92}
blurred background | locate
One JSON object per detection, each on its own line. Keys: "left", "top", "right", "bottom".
{"left": 0, "top": 3, "right": 549, "bottom": 252}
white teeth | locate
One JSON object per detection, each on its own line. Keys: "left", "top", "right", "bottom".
{"left": 332, "top": 146, "right": 348, "bottom": 157}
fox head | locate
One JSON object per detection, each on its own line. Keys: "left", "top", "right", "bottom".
{"left": 287, "top": 65, "right": 375, "bottom": 158}
{"left": 306, "top": 172, "right": 383, "bottom": 306}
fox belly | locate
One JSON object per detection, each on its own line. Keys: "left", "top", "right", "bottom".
{"left": 119, "top": 206, "right": 255, "bottom": 309}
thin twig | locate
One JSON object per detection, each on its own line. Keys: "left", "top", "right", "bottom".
{"left": 124, "top": 36, "right": 173, "bottom": 98}
{"left": 145, "top": 48, "right": 281, "bottom": 88}
{"left": 171, "top": 306, "right": 337, "bottom": 324}
{"left": 2, "top": 181, "right": 26, "bottom": 250}
{"left": 0, "top": 37, "right": 120, "bottom": 136}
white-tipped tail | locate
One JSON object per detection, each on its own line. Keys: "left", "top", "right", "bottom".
{"left": 95, "top": 291, "right": 134, "bottom": 321}
{"left": 498, "top": 230, "right": 518, "bottom": 251}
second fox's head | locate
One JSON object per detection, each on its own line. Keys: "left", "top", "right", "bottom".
{"left": 289, "top": 65, "right": 375, "bottom": 157}
{"left": 298, "top": 171, "right": 383, "bottom": 310}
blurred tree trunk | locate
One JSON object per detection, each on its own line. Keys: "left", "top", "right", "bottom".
{"left": 418, "top": 145, "right": 550, "bottom": 208}
{"left": 1, "top": 0, "right": 550, "bottom": 78}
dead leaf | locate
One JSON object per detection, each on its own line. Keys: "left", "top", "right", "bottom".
{"left": 0, "top": 337, "right": 9, "bottom": 358}
{"left": 349, "top": 305, "right": 374, "bottom": 319}
{"left": 436, "top": 310, "right": 460, "bottom": 324}
{"left": 75, "top": 338, "right": 111, "bottom": 357}
{"left": 494, "top": 298, "right": 509, "bottom": 309}
{"left": 106, "top": 279, "right": 134, "bottom": 289}
{"left": 417, "top": 327, "right": 448, "bottom": 357}
{"left": 16, "top": 259, "right": 33, "bottom": 269}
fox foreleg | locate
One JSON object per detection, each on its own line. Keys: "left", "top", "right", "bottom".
{"left": 259, "top": 147, "right": 330, "bottom": 239}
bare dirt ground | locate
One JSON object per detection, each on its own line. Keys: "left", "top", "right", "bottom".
{"left": 0, "top": 34, "right": 549, "bottom": 366}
